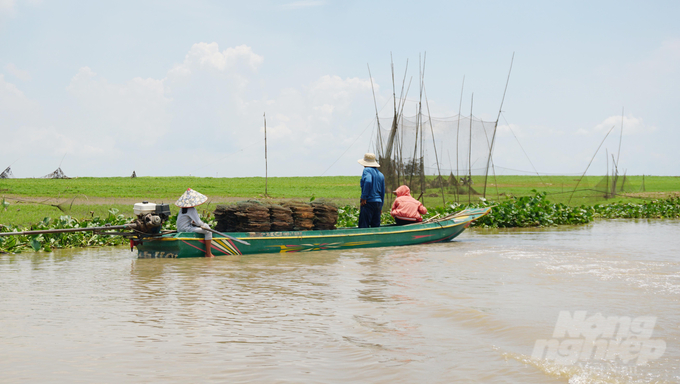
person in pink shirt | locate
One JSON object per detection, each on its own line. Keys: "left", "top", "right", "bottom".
{"left": 390, "top": 185, "right": 428, "bottom": 225}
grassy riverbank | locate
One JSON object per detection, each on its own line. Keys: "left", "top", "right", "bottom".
{"left": 1, "top": 175, "right": 678, "bottom": 227}
{"left": 2, "top": 193, "right": 679, "bottom": 254}
{"left": 1, "top": 175, "right": 677, "bottom": 199}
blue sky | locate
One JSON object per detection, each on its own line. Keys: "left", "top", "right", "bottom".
{"left": 1, "top": 0, "right": 678, "bottom": 177}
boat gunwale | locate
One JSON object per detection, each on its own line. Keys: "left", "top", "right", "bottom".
{"left": 151, "top": 207, "right": 490, "bottom": 242}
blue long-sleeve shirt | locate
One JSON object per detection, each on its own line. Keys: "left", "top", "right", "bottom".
{"left": 360, "top": 167, "right": 385, "bottom": 204}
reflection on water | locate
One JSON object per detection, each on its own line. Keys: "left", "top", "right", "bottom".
{"left": 1, "top": 220, "right": 678, "bottom": 383}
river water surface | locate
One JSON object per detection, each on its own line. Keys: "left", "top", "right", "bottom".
{"left": 1, "top": 220, "right": 678, "bottom": 383}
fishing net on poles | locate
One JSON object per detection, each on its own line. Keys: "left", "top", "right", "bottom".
{"left": 42, "top": 167, "right": 70, "bottom": 179}
{"left": 375, "top": 113, "right": 497, "bottom": 205}
{"left": 0, "top": 167, "right": 12, "bottom": 179}
{"left": 564, "top": 173, "right": 646, "bottom": 205}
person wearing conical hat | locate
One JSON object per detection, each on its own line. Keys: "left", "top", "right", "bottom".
{"left": 357, "top": 153, "right": 385, "bottom": 228}
{"left": 175, "top": 188, "right": 214, "bottom": 258}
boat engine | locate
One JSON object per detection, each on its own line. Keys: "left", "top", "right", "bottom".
{"left": 132, "top": 202, "right": 171, "bottom": 234}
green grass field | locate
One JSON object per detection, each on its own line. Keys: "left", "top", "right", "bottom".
{"left": 0, "top": 176, "right": 359, "bottom": 199}
{"left": 1, "top": 175, "right": 678, "bottom": 226}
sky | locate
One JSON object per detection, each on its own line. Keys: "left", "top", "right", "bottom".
{"left": 1, "top": 0, "right": 679, "bottom": 178}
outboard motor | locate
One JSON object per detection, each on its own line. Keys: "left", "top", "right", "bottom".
{"left": 132, "top": 202, "right": 171, "bottom": 234}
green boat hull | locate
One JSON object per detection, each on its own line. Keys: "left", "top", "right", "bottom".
{"left": 136, "top": 207, "right": 490, "bottom": 258}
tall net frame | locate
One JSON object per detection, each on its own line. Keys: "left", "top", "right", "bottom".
{"left": 0, "top": 167, "right": 13, "bottom": 179}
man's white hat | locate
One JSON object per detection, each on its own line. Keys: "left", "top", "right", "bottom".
{"left": 358, "top": 153, "right": 380, "bottom": 167}
{"left": 175, "top": 188, "right": 208, "bottom": 208}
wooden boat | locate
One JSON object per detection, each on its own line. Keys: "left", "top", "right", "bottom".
{"left": 135, "top": 207, "right": 491, "bottom": 258}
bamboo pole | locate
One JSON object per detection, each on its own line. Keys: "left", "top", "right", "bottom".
{"left": 611, "top": 154, "right": 618, "bottom": 197}
{"left": 455, "top": 75, "right": 465, "bottom": 202}
{"left": 383, "top": 59, "right": 409, "bottom": 165}
{"left": 419, "top": 53, "right": 426, "bottom": 202}
{"left": 367, "top": 64, "right": 384, "bottom": 158}
{"left": 614, "top": 107, "right": 624, "bottom": 197}
{"left": 395, "top": 65, "right": 410, "bottom": 187}
{"left": 469, "top": 93, "right": 474, "bottom": 204}
{"left": 391, "top": 53, "right": 397, "bottom": 127}
{"left": 264, "top": 113, "right": 269, "bottom": 197}
{"left": 606, "top": 149, "right": 609, "bottom": 198}
{"left": 484, "top": 52, "right": 514, "bottom": 198}
{"left": 409, "top": 54, "right": 424, "bottom": 191}
{"left": 424, "top": 88, "right": 446, "bottom": 207}
{"left": 616, "top": 107, "right": 624, "bottom": 170}
{"left": 568, "top": 125, "right": 616, "bottom": 204}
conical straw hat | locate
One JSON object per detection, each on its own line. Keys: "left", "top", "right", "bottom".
{"left": 175, "top": 188, "right": 208, "bottom": 208}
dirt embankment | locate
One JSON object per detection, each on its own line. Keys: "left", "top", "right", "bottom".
{"left": 623, "top": 191, "right": 680, "bottom": 199}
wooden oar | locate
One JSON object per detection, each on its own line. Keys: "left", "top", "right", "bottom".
{"left": 191, "top": 222, "right": 250, "bottom": 245}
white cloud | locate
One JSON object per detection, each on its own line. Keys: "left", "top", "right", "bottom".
{"left": 591, "top": 114, "right": 655, "bottom": 136}
{"left": 0, "top": 0, "right": 16, "bottom": 15}
{"left": 6, "top": 126, "right": 107, "bottom": 158}
{"left": 636, "top": 38, "right": 680, "bottom": 75}
{"left": 282, "top": 1, "right": 326, "bottom": 9}
{"left": 0, "top": 0, "right": 40, "bottom": 17}
{"left": 168, "top": 42, "right": 264, "bottom": 77}
{"left": 0, "top": 73, "right": 26, "bottom": 99}
{"left": 4, "top": 63, "right": 31, "bottom": 80}
{"left": 496, "top": 122, "right": 521, "bottom": 137}
{"left": 308, "top": 75, "right": 373, "bottom": 109}
{"left": 609, "top": 38, "right": 680, "bottom": 102}
{"left": 218, "top": 74, "right": 379, "bottom": 176}
{"left": 65, "top": 66, "right": 172, "bottom": 146}
{"left": 0, "top": 74, "right": 37, "bottom": 124}
{"left": 1, "top": 43, "right": 381, "bottom": 177}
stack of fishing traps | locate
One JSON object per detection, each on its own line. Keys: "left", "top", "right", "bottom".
{"left": 269, "top": 205, "right": 294, "bottom": 231}
{"left": 214, "top": 201, "right": 338, "bottom": 232}
{"left": 311, "top": 202, "right": 338, "bottom": 230}
{"left": 282, "top": 202, "right": 315, "bottom": 230}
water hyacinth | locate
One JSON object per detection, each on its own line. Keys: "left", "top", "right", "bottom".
{"left": 2, "top": 194, "right": 678, "bottom": 253}
{"left": 467, "top": 192, "right": 594, "bottom": 228}
{"left": 0, "top": 209, "right": 131, "bottom": 253}
{"left": 0, "top": 208, "right": 217, "bottom": 254}
{"left": 335, "top": 192, "right": 679, "bottom": 229}
{"left": 590, "top": 197, "right": 680, "bottom": 219}
{"left": 335, "top": 205, "right": 396, "bottom": 228}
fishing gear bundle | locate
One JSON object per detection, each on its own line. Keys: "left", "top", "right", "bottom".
{"left": 213, "top": 201, "right": 338, "bottom": 233}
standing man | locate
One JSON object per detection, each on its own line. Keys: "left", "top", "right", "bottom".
{"left": 358, "top": 153, "right": 385, "bottom": 228}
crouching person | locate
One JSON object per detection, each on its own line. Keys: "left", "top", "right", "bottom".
{"left": 175, "top": 188, "right": 214, "bottom": 258}
{"left": 390, "top": 185, "right": 427, "bottom": 225}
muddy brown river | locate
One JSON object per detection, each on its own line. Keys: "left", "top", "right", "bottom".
{"left": 1, "top": 219, "right": 678, "bottom": 383}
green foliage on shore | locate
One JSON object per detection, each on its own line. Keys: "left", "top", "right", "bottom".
{"left": 337, "top": 193, "right": 680, "bottom": 229}
{"left": 453, "top": 192, "right": 594, "bottom": 228}
{"left": 0, "top": 203, "right": 133, "bottom": 227}
{"left": 0, "top": 209, "right": 130, "bottom": 254}
{"left": 336, "top": 205, "right": 395, "bottom": 228}
{"left": 337, "top": 192, "right": 593, "bottom": 228}
{"left": 1, "top": 175, "right": 677, "bottom": 209}
{"left": 590, "top": 197, "right": 680, "bottom": 219}
{"left": 2, "top": 194, "right": 678, "bottom": 254}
